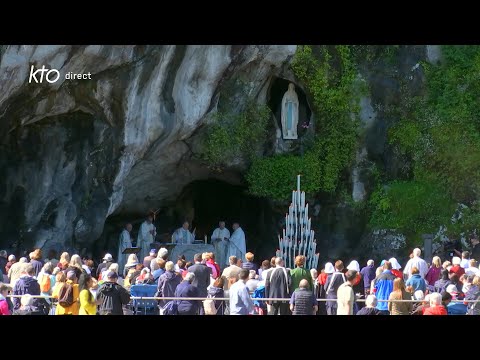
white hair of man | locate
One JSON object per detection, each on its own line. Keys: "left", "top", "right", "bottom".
{"left": 20, "top": 294, "right": 34, "bottom": 307}
{"left": 158, "top": 248, "right": 168, "bottom": 259}
{"left": 8, "top": 254, "right": 15, "bottom": 262}
{"left": 19, "top": 257, "right": 27, "bottom": 263}
{"left": 310, "top": 269, "right": 318, "bottom": 279}
{"left": 165, "top": 261, "right": 175, "bottom": 272}
{"left": 249, "top": 270, "right": 256, "bottom": 279}
{"left": 367, "top": 259, "right": 374, "bottom": 266}
{"left": 414, "top": 290, "right": 424, "bottom": 301}
{"left": 429, "top": 292, "right": 442, "bottom": 306}
{"left": 184, "top": 272, "right": 195, "bottom": 283}
{"left": 365, "top": 295, "right": 377, "bottom": 308}
{"left": 413, "top": 248, "right": 421, "bottom": 257}
{"left": 275, "top": 257, "right": 283, "bottom": 266}
{"left": 109, "top": 263, "right": 119, "bottom": 274}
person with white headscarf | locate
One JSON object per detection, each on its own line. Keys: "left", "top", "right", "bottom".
{"left": 347, "top": 260, "right": 363, "bottom": 312}
{"left": 389, "top": 258, "right": 403, "bottom": 279}
{"left": 317, "top": 262, "right": 334, "bottom": 315}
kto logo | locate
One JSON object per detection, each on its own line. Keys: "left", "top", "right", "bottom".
{"left": 28, "top": 65, "right": 60, "bottom": 84}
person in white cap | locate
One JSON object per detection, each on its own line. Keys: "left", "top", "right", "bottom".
{"left": 96, "top": 253, "right": 113, "bottom": 280}
{"left": 403, "top": 248, "right": 428, "bottom": 279}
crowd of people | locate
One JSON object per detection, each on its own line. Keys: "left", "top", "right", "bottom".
{"left": 1, "top": 234, "right": 480, "bottom": 315}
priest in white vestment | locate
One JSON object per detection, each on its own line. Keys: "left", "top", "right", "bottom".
{"left": 211, "top": 221, "right": 231, "bottom": 268}
{"left": 227, "top": 223, "right": 246, "bottom": 264}
{"left": 117, "top": 223, "right": 132, "bottom": 272}
{"left": 172, "top": 221, "right": 195, "bottom": 245}
{"left": 137, "top": 214, "right": 156, "bottom": 261}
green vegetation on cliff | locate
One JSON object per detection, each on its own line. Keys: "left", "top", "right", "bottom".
{"left": 202, "top": 97, "right": 271, "bottom": 168}
{"left": 370, "top": 45, "right": 480, "bottom": 242}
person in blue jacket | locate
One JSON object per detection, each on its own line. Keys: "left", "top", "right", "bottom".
{"left": 374, "top": 261, "right": 396, "bottom": 314}
{"left": 405, "top": 267, "right": 426, "bottom": 293}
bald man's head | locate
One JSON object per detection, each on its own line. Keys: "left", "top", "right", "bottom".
{"left": 299, "top": 279, "right": 309, "bottom": 289}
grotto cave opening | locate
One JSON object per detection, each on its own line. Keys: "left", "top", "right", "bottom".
{"left": 102, "top": 179, "right": 282, "bottom": 265}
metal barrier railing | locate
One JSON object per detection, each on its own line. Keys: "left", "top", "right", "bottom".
{"left": 5, "top": 294, "right": 480, "bottom": 303}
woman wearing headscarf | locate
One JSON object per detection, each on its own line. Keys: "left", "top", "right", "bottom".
{"left": 389, "top": 258, "right": 403, "bottom": 279}
{"left": 347, "top": 260, "right": 363, "bottom": 312}
{"left": 317, "top": 262, "right": 334, "bottom": 315}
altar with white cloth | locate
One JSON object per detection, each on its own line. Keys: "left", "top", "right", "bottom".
{"left": 168, "top": 243, "right": 215, "bottom": 263}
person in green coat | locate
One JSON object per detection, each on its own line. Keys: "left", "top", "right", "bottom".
{"left": 290, "top": 255, "right": 313, "bottom": 294}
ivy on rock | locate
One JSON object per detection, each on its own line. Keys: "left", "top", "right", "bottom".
{"left": 247, "top": 45, "right": 361, "bottom": 201}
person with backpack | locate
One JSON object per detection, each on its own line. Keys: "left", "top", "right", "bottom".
{"left": 96, "top": 271, "right": 131, "bottom": 315}
{"left": 38, "top": 262, "right": 56, "bottom": 303}
{"left": 54, "top": 271, "right": 80, "bottom": 315}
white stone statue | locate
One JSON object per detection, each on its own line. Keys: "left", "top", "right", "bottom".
{"left": 281, "top": 83, "right": 299, "bottom": 140}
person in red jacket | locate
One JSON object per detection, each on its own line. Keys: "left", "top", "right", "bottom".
{"left": 423, "top": 292, "right": 447, "bottom": 315}
{"left": 450, "top": 257, "right": 465, "bottom": 278}
{"left": 207, "top": 252, "right": 221, "bottom": 279}
{"left": 389, "top": 258, "right": 403, "bottom": 279}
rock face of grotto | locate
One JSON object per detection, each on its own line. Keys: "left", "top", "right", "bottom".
{"left": 0, "top": 45, "right": 439, "bottom": 261}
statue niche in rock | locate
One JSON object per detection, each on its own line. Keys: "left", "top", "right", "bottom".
{"left": 281, "top": 83, "right": 299, "bottom": 140}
